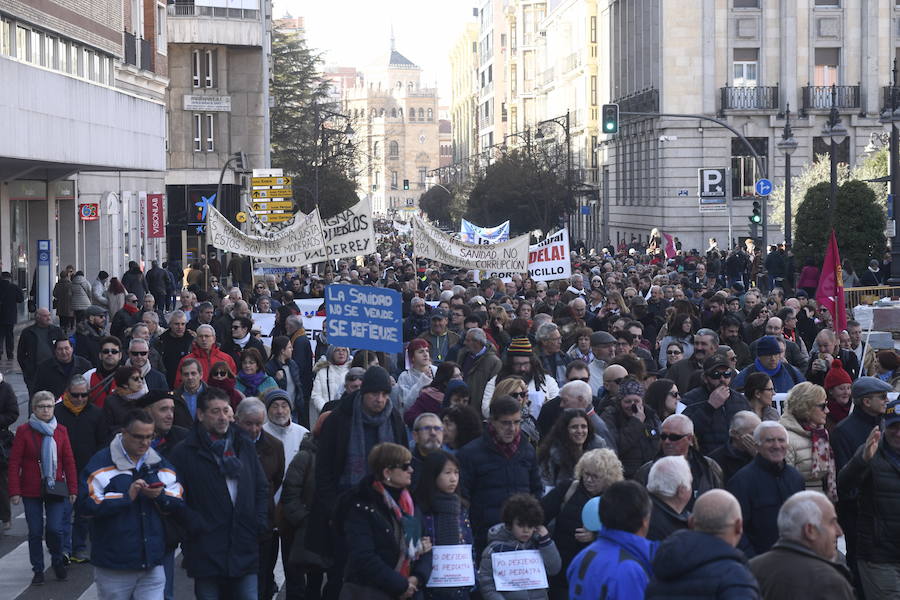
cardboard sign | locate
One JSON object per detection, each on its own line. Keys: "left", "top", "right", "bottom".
{"left": 325, "top": 284, "right": 402, "bottom": 353}
{"left": 528, "top": 228, "right": 571, "bottom": 282}
{"left": 491, "top": 549, "right": 548, "bottom": 592}
{"left": 427, "top": 544, "right": 475, "bottom": 588}
{"left": 413, "top": 216, "right": 529, "bottom": 274}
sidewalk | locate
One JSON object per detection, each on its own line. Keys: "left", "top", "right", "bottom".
{"left": 5, "top": 318, "right": 35, "bottom": 431}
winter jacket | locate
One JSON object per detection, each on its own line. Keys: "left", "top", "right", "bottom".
{"left": 456, "top": 345, "right": 502, "bottom": 410}
{"left": 91, "top": 278, "right": 109, "bottom": 308}
{"left": 601, "top": 404, "right": 661, "bottom": 478}
{"left": 780, "top": 411, "right": 828, "bottom": 493}
{"left": 17, "top": 323, "right": 64, "bottom": 388}
{"left": 220, "top": 336, "right": 268, "bottom": 370}
{"left": 279, "top": 436, "right": 329, "bottom": 570}
{"left": 635, "top": 448, "right": 724, "bottom": 510}
{"left": 457, "top": 431, "right": 543, "bottom": 550}
{"left": 79, "top": 440, "right": 183, "bottom": 570}
{"left": 708, "top": 438, "right": 754, "bottom": 484}
{"left": 155, "top": 329, "right": 196, "bottom": 389}
{"left": 682, "top": 387, "right": 752, "bottom": 455}
{"left": 538, "top": 351, "right": 572, "bottom": 388}
{"left": 289, "top": 330, "right": 315, "bottom": 402}
{"left": 121, "top": 266, "right": 147, "bottom": 298}
{"left": 111, "top": 306, "right": 141, "bottom": 340}
{"left": 265, "top": 357, "right": 306, "bottom": 424}
{"left": 73, "top": 320, "right": 106, "bottom": 367}
{"left": 168, "top": 423, "right": 269, "bottom": 578}
{"left": 404, "top": 385, "right": 444, "bottom": 428}
{"left": 341, "top": 474, "right": 432, "bottom": 597}
{"left": 750, "top": 539, "right": 854, "bottom": 600}
{"left": 645, "top": 529, "right": 760, "bottom": 599}
{"left": 54, "top": 401, "right": 107, "bottom": 473}
{"left": 646, "top": 493, "right": 690, "bottom": 542}
{"left": 235, "top": 373, "right": 279, "bottom": 398}
{"left": 831, "top": 407, "right": 882, "bottom": 471}
{"left": 540, "top": 480, "right": 594, "bottom": 596}
{"left": 727, "top": 455, "right": 805, "bottom": 557}
{"left": 539, "top": 436, "right": 606, "bottom": 488}
{"left": 805, "top": 350, "right": 860, "bottom": 385}
{"left": 145, "top": 266, "right": 169, "bottom": 296}
{"left": 70, "top": 274, "right": 92, "bottom": 311}
{"left": 478, "top": 523, "right": 561, "bottom": 600}
{"left": 253, "top": 430, "right": 284, "bottom": 535}
{"left": 397, "top": 365, "right": 438, "bottom": 412}
{"left": 173, "top": 342, "right": 237, "bottom": 388}
{"left": 837, "top": 441, "right": 900, "bottom": 563}
{"left": 417, "top": 330, "right": 460, "bottom": 364}
{"left": 34, "top": 356, "right": 93, "bottom": 399}
{"left": 7, "top": 421, "right": 78, "bottom": 497}
{"left": 0, "top": 377, "right": 18, "bottom": 459}
{"left": 310, "top": 361, "right": 350, "bottom": 425}
{"left": 53, "top": 279, "right": 74, "bottom": 317}
{"left": 0, "top": 278, "right": 23, "bottom": 325}
{"left": 567, "top": 528, "right": 656, "bottom": 600}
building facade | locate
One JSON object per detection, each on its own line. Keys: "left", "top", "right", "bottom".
{"left": 449, "top": 20, "right": 480, "bottom": 166}
{"left": 0, "top": 0, "right": 166, "bottom": 314}
{"left": 343, "top": 45, "right": 440, "bottom": 217}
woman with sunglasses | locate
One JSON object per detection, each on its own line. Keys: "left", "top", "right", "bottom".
{"left": 643, "top": 378, "right": 681, "bottom": 421}
{"left": 658, "top": 315, "right": 695, "bottom": 368}
{"left": 103, "top": 366, "right": 148, "bottom": 434}
{"left": 341, "top": 442, "right": 432, "bottom": 599}
{"left": 600, "top": 378, "right": 661, "bottom": 479}
{"left": 207, "top": 360, "right": 245, "bottom": 410}
{"left": 779, "top": 382, "right": 837, "bottom": 501}
{"left": 742, "top": 304, "right": 770, "bottom": 344}
{"left": 491, "top": 376, "right": 540, "bottom": 446}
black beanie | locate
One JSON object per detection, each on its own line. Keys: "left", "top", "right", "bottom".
{"left": 360, "top": 366, "right": 392, "bottom": 395}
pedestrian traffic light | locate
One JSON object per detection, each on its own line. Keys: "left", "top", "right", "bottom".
{"left": 601, "top": 104, "right": 619, "bottom": 134}
{"left": 403, "top": 179, "right": 410, "bottom": 190}
{"left": 750, "top": 201, "right": 762, "bottom": 224}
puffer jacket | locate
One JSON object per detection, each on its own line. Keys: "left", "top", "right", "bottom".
{"left": 309, "top": 361, "right": 349, "bottom": 425}
{"left": 478, "top": 523, "right": 561, "bottom": 600}
{"left": 70, "top": 274, "right": 92, "bottom": 311}
{"left": 780, "top": 411, "right": 825, "bottom": 493}
{"left": 91, "top": 278, "right": 108, "bottom": 307}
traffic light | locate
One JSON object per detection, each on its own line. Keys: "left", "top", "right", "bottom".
{"left": 403, "top": 179, "right": 410, "bottom": 190}
{"left": 750, "top": 201, "right": 762, "bottom": 224}
{"left": 601, "top": 103, "right": 619, "bottom": 134}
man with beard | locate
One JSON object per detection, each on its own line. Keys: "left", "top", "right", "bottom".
{"left": 409, "top": 412, "right": 444, "bottom": 490}
{"left": 74, "top": 305, "right": 109, "bottom": 367}
{"left": 666, "top": 329, "right": 719, "bottom": 394}
{"left": 262, "top": 388, "right": 308, "bottom": 467}
{"left": 720, "top": 315, "right": 752, "bottom": 370}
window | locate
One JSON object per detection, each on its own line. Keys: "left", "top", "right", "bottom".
{"left": 488, "top": 64, "right": 492, "bottom": 82}
{"left": 590, "top": 16, "right": 597, "bottom": 43}
{"left": 418, "top": 168, "right": 427, "bottom": 188}
{"left": 59, "top": 40, "right": 69, "bottom": 73}
{"left": 814, "top": 0, "right": 839, "bottom": 5}
{"left": 732, "top": 48, "right": 759, "bottom": 86}
{"left": 0, "top": 19, "right": 9, "bottom": 56}
{"left": 418, "top": 108, "right": 425, "bottom": 120}
{"left": 192, "top": 50, "right": 201, "bottom": 87}
{"left": 193, "top": 114, "right": 202, "bottom": 151}
{"left": 204, "top": 50, "right": 215, "bottom": 87}
{"left": 391, "top": 108, "right": 397, "bottom": 118}
{"left": 205, "top": 114, "right": 215, "bottom": 151}
{"left": 813, "top": 137, "right": 850, "bottom": 163}
{"left": 389, "top": 141, "right": 399, "bottom": 157}
{"left": 591, "top": 75, "right": 597, "bottom": 106}
{"left": 92, "top": 52, "right": 100, "bottom": 82}
{"left": 391, "top": 171, "right": 398, "bottom": 189}
{"left": 45, "top": 36, "right": 56, "bottom": 69}
{"left": 15, "top": 25, "right": 26, "bottom": 61}
{"left": 814, "top": 47, "right": 839, "bottom": 86}
{"left": 373, "top": 141, "right": 380, "bottom": 158}
{"left": 156, "top": 3, "right": 166, "bottom": 53}
{"left": 730, "top": 137, "right": 768, "bottom": 197}
{"left": 733, "top": 0, "right": 759, "bottom": 7}
{"left": 427, "top": 108, "right": 433, "bottom": 121}
{"left": 31, "top": 29, "right": 41, "bottom": 65}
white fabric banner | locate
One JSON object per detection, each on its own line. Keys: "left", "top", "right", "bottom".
{"left": 528, "top": 228, "right": 572, "bottom": 281}
{"left": 460, "top": 218, "right": 510, "bottom": 243}
{"left": 207, "top": 206, "right": 326, "bottom": 259}
{"left": 413, "top": 215, "right": 529, "bottom": 273}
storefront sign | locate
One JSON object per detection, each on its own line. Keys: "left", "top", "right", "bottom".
{"left": 413, "top": 216, "right": 529, "bottom": 274}
{"left": 207, "top": 205, "right": 325, "bottom": 259}
{"left": 491, "top": 550, "right": 548, "bottom": 592}
{"left": 146, "top": 194, "right": 165, "bottom": 238}
{"left": 325, "top": 284, "right": 402, "bottom": 353}
{"left": 428, "top": 545, "right": 475, "bottom": 588}
{"left": 79, "top": 203, "right": 99, "bottom": 221}
{"left": 183, "top": 95, "right": 232, "bottom": 112}
{"left": 527, "top": 228, "right": 571, "bottom": 282}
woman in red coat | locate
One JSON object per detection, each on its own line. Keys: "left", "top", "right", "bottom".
{"left": 7, "top": 390, "right": 78, "bottom": 585}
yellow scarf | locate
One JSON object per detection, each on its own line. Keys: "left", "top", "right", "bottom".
{"left": 62, "top": 393, "right": 87, "bottom": 416}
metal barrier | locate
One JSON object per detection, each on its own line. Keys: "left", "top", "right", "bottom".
{"left": 845, "top": 286, "right": 900, "bottom": 308}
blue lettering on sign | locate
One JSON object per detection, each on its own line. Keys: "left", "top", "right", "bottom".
{"left": 325, "top": 284, "right": 403, "bottom": 353}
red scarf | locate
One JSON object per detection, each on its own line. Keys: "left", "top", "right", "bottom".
{"left": 826, "top": 397, "right": 852, "bottom": 425}
{"left": 123, "top": 304, "right": 139, "bottom": 315}
{"left": 488, "top": 422, "right": 521, "bottom": 459}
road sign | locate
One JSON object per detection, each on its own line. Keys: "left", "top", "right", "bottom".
{"left": 698, "top": 169, "right": 726, "bottom": 197}
{"left": 251, "top": 189, "right": 293, "bottom": 199}
{"left": 258, "top": 213, "right": 293, "bottom": 223}
{"left": 236, "top": 211, "right": 247, "bottom": 223}
{"left": 755, "top": 178, "right": 773, "bottom": 196}
{"left": 253, "top": 201, "right": 293, "bottom": 211}
{"left": 887, "top": 219, "right": 896, "bottom": 238}
{"left": 251, "top": 176, "right": 292, "bottom": 187}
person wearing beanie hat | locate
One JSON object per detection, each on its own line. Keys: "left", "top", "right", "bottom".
{"left": 480, "top": 336, "right": 560, "bottom": 419}
{"left": 398, "top": 339, "right": 437, "bottom": 411}
{"left": 507, "top": 336, "right": 533, "bottom": 357}
{"left": 262, "top": 387, "right": 309, "bottom": 470}
{"left": 600, "top": 376, "right": 661, "bottom": 478}
{"left": 732, "top": 336, "right": 806, "bottom": 394}
{"left": 824, "top": 359, "right": 854, "bottom": 429}
{"left": 681, "top": 354, "right": 752, "bottom": 455}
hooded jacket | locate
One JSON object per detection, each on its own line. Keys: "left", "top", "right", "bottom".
{"left": 479, "top": 523, "right": 561, "bottom": 600}
{"left": 567, "top": 528, "right": 656, "bottom": 600}
{"left": 645, "top": 529, "right": 760, "bottom": 599}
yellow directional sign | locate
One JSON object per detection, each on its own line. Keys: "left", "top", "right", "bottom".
{"left": 251, "top": 176, "right": 292, "bottom": 186}
{"left": 236, "top": 211, "right": 247, "bottom": 223}
{"left": 253, "top": 201, "right": 293, "bottom": 211}
{"left": 251, "top": 189, "right": 293, "bottom": 199}
{"left": 259, "top": 213, "right": 293, "bottom": 223}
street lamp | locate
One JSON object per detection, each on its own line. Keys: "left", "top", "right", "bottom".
{"left": 822, "top": 85, "right": 848, "bottom": 225}
{"left": 776, "top": 105, "right": 798, "bottom": 246}
{"left": 535, "top": 110, "right": 573, "bottom": 231}
{"left": 883, "top": 60, "right": 900, "bottom": 285}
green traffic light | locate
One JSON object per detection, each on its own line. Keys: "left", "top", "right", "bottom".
{"left": 750, "top": 214, "right": 762, "bottom": 224}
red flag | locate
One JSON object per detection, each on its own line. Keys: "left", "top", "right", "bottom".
{"left": 662, "top": 232, "right": 677, "bottom": 259}
{"left": 815, "top": 230, "right": 847, "bottom": 332}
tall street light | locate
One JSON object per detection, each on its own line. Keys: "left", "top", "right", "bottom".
{"left": 535, "top": 110, "right": 573, "bottom": 231}
{"left": 884, "top": 60, "right": 900, "bottom": 285}
{"left": 776, "top": 105, "right": 798, "bottom": 246}
{"left": 822, "top": 84, "right": 848, "bottom": 226}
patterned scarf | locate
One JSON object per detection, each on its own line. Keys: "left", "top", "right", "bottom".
{"left": 201, "top": 427, "right": 243, "bottom": 478}
{"left": 802, "top": 422, "right": 838, "bottom": 502}
{"left": 29, "top": 414, "right": 58, "bottom": 486}
{"left": 372, "top": 480, "right": 417, "bottom": 577}
{"left": 488, "top": 422, "right": 521, "bottom": 459}
{"left": 237, "top": 371, "right": 267, "bottom": 396}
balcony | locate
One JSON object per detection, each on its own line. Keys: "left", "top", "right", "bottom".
{"left": 167, "top": 2, "right": 262, "bottom": 46}
{"left": 124, "top": 31, "right": 137, "bottom": 66}
{"left": 719, "top": 85, "right": 779, "bottom": 112}
{"left": 139, "top": 38, "right": 152, "bottom": 72}
{"left": 801, "top": 85, "right": 860, "bottom": 114}
{"left": 168, "top": 4, "right": 260, "bottom": 20}
{"left": 883, "top": 86, "right": 900, "bottom": 111}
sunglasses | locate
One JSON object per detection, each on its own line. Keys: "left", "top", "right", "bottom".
{"left": 390, "top": 463, "right": 413, "bottom": 471}
{"left": 706, "top": 370, "right": 733, "bottom": 380}
{"left": 512, "top": 391, "right": 529, "bottom": 399}
{"left": 660, "top": 433, "right": 689, "bottom": 442}
{"left": 211, "top": 371, "right": 228, "bottom": 377}
{"left": 129, "top": 376, "right": 144, "bottom": 382}
{"left": 69, "top": 392, "right": 89, "bottom": 398}
{"left": 606, "top": 377, "right": 626, "bottom": 386}
{"left": 667, "top": 391, "right": 680, "bottom": 398}
{"left": 101, "top": 348, "right": 120, "bottom": 354}
{"left": 130, "top": 351, "right": 148, "bottom": 356}
{"left": 816, "top": 402, "right": 828, "bottom": 410}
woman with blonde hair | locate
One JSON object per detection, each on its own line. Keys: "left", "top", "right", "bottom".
{"left": 491, "top": 375, "right": 539, "bottom": 446}
{"left": 779, "top": 382, "right": 837, "bottom": 501}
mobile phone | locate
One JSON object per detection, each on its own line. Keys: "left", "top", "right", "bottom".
{"left": 148, "top": 481, "right": 165, "bottom": 489}
{"left": 632, "top": 404, "right": 639, "bottom": 414}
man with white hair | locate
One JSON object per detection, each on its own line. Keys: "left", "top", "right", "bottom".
{"left": 455, "top": 327, "right": 501, "bottom": 410}
{"left": 709, "top": 411, "right": 761, "bottom": 484}
{"left": 727, "top": 421, "right": 805, "bottom": 557}
{"left": 750, "top": 491, "right": 853, "bottom": 600}
{"left": 646, "top": 490, "right": 760, "bottom": 598}
{"left": 646, "top": 456, "right": 693, "bottom": 541}
{"left": 536, "top": 322, "right": 570, "bottom": 387}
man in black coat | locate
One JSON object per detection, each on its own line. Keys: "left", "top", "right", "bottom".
{"left": 646, "top": 456, "right": 693, "bottom": 542}
{"left": 284, "top": 315, "right": 314, "bottom": 402}
{"left": 220, "top": 316, "right": 268, "bottom": 366}
{"left": 34, "top": 336, "right": 92, "bottom": 399}
{"left": 155, "top": 310, "right": 195, "bottom": 389}
{"left": 73, "top": 305, "right": 108, "bottom": 368}
{"left": 145, "top": 261, "right": 169, "bottom": 311}
{"left": 0, "top": 271, "right": 23, "bottom": 360}
{"left": 17, "top": 307, "right": 63, "bottom": 396}
{"left": 709, "top": 411, "right": 761, "bottom": 484}
{"left": 682, "top": 354, "right": 752, "bottom": 455}
{"left": 169, "top": 387, "right": 268, "bottom": 597}
{"left": 727, "top": 421, "right": 805, "bottom": 558}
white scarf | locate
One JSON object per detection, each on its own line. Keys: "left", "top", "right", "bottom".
{"left": 234, "top": 332, "right": 251, "bottom": 348}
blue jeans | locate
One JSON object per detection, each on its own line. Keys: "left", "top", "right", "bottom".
{"left": 194, "top": 574, "right": 257, "bottom": 600}
{"left": 23, "top": 496, "right": 66, "bottom": 572}
{"left": 61, "top": 497, "right": 89, "bottom": 556}
{"left": 162, "top": 549, "right": 174, "bottom": 600}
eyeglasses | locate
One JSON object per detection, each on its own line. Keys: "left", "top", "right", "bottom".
{"left": 125, "top": 432, "right": 155, "bottom": 442}
{"left": 390, "top": 462, "right": 413, "bottom": 471}
{"left": 512, "top": 391, "right": 529, "bottom": 399}
{"left": 666, "top": 350, "right": 683, "bottom": 355}
{"left": 414, "top": 425, "right": 444, "bottom": 433}
{"left": 34, "top": 404, "right": 55, "bottom": 410}
{"left": 496, "top": 418, "right": 523, "bottom": 429}
{"left": 69, "top": 392, "right": 89, "bottom": 398}
{"left": 816, "top": 403, "right": 828, "bottom": 410}
{"left": 706, "top": 370, "right": 733, "bottom": 380}
{"left": 130, "top": 351, "right": 148, "bottom": 356}
{"left": 763, "top": 387, "right": 775, "bottom": 392}
{"left": 101, "top": 348, "right": 120, "bottom": 355}
{"left": 211, "top": 371, "right": 228, "bottom": 377}
{"left": 660, "top": 433, "right": 689, "bottom": 442}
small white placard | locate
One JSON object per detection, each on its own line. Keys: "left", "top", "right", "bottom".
{"left": 427, "top": 544, "right": 474, "bottom": 588}
{"left": 491, "top": 549, "right": 548, "bottom": 592}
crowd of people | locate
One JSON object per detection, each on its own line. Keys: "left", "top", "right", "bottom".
{"left": 0, "top": 234, "right": 899, "bottom": 600}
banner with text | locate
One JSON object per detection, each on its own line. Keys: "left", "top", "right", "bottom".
{"left": 460, "top": 218, "right": 510, "bottom": 243}
{"left": 413, "top": 216, "right": 529, "bottom": 274}
{"left": 207, "top": 205, "right": 326, "bottom": 259}
{"left": 527, "top": 228, "right": 571, "bottom": 281}
{"left": 325, "top": 284, "right": 402, "bottom": 353}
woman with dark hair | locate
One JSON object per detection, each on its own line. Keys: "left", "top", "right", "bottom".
{"left": 644, "top": 378, "right": 680, "bottom": 421}
{"left": 441, "top": 405, "right": 483, "bottom": 451}
{"left": 207, "top": 360, "right": 244, "bottom": 409}
{"left": 404, "top": 362, "right": 462, "bottom": 428}
{"left": 658, "top": 313, "right": 695, "bottom": 368}
{"left": 236, "top": 347, "right": 278, "bottom": 398}
{"left": 265, "top": 335, "right": 304, "bottom": 423}
{"left": 106, "top": 277, "right": 127, "bottom": 317}
{"left": 743, "top": 371, "right": 780, "bottom": 421}
{"left": 103, "top": 366, "right": 148, "bottom": 433}
{"left": 537, "top": 409, "right": 605, "bottom": 488}
{"left": 742, "top": 303, "right": 771, "bottom": 344}
{"left": 600, "top": 378, "right": 661, "bottom": 479}
{"left": 53, "top": 271, "right": 75, "bottom": 333}
{"left": 414, "top": 450, "right": 473, "bottom": 599}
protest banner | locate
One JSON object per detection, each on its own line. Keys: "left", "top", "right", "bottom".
{"left": 460, "top": 218, "right": 510, "bottom": 243}
{"left": 324, "top": 284, "right": 403, "bottom": 353}
{"left": 491, "top": 549, "right": 549, "bottom": 592}
{"left": 294, "top": 298, "right": 326, "bottom": 356}
{"left": 207, "top": 205, "right": 326, "bottom": 259}
{"left": 251, "top": 312, "right": 276, "bottom": 340}
{"left": 427, "top": 545, "right": 475, "bottom": 588}
{"left": 413, "top": 216, "right": 529, "bottom": 274}
{"left": 527, "top": 228, "right": 571, "bottom": 282}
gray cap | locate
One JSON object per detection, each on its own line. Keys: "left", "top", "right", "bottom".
{"left": 590, "top": 331, "right": 616, "bottom": 346}
{"left": 851, "top": 376, "right": 893, "bottom": 399}
{"left": 85, "top": 305, "right": 107, "bottom": 317}
{"left": 430, "top": 308, "right": 448, "bottom": 320}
